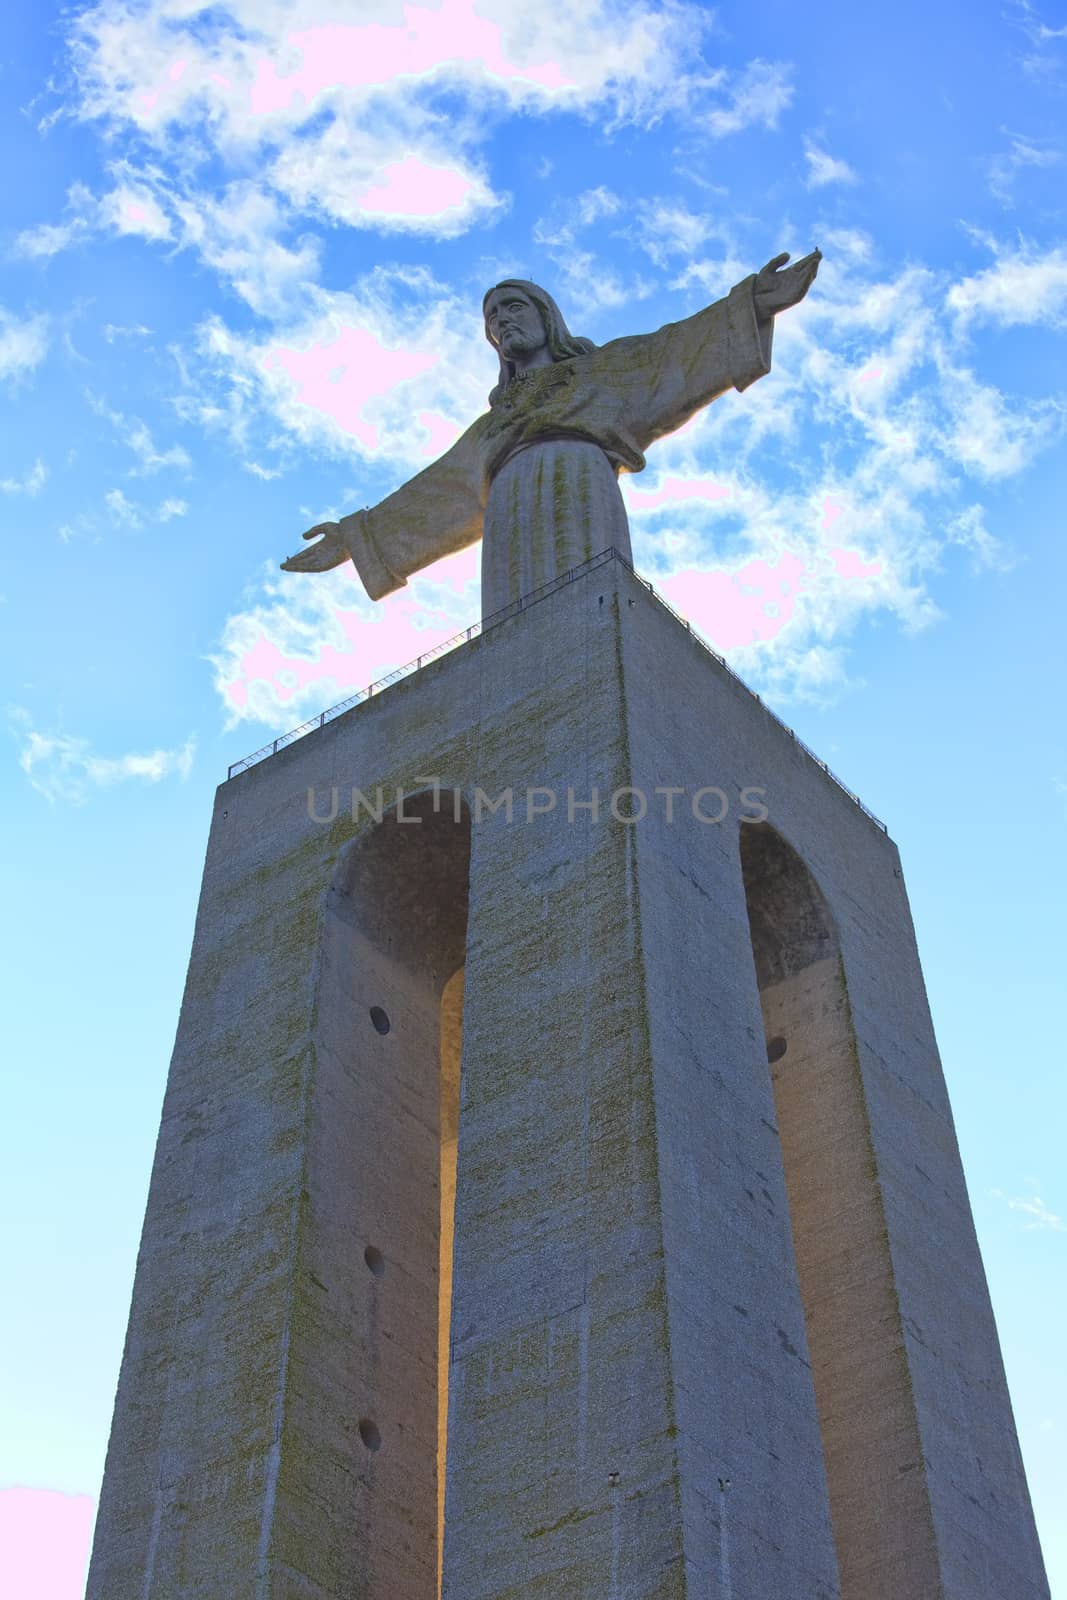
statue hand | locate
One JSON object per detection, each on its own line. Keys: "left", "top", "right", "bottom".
{"left": 281, "top": 520, "right": 350, "bottom": 573}
{"left": 753, "top": 248, "right": 822, "bottom": 319}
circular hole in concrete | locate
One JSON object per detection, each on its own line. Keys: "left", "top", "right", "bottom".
{"left": 359, "top": 1418, "right": 382, "bottom": 1452}
{"left": 369, "top": 1006, "right": 391, "bottom": 1035}
{"left": 364, "top": 1245, "right": 385, "bottom": 1277}
{"left": 766, "top": 1036, "right": 787, "bottom": 1064}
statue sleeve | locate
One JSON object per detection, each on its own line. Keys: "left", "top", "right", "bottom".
{"left": 618, "top": 275, "right": 773, "bottom": 451}
{"left": 340, "top": 420, "right": 487, "bottom": 601}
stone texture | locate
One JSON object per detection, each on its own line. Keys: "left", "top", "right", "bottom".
{"left": 87, "top": 555, "right": 1048, "bottom": 1599}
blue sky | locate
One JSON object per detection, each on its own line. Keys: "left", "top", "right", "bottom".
{"left": 2, "top": 0, "right": 1065, "bottom": 1593}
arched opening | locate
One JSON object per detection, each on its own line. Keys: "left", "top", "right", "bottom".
{"left": 305, "top": 789, "right": 470, "bottom": 1599}
{"left": 739, "top": 823, "right": 938, "bottom": 1599}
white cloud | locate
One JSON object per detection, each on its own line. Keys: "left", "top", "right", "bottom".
{"left": 536, "top": 186, "right": 625, "bottom": 251}
{"left": 818, "top": 227, "right": 874, "bottom": 264}
{"left": 11, "top": 713, "right": 196, "bottom": 804}
{"left": 213, "top": 554, "right": 479, "bottom": 729}
{"left": 934, "top": 356, "right": 1061, "bottom": 478}
{"left": 88, "top": 394, "right": 191, "bottom": 473}
{"left": 603, "top": 247, "right": 1063, "bottom": 700}
{"left": 14, "top": 172, "right": 173, "bottom": 257}
{"left": 630, "top": 202, "right": 732, "bottom": 270}
{"left": 531, "top": 196, "right": 658, "bottom": 322}
{"left": 67, "top": 0, "right": 715, "bottom": 140}
{"left": 269, "top": 118, "right": 503, "bottom": 236}
{"left": 104, "top": 487, "right": 141, "bottom": 526}
{"left": 668, "top": 252, "right": 757, "bottom": 301}
{"left": 34, "top": 0, "right": 795, "bottom": 314}
{"left": 576, "top": 186, "right": 622, "bottom": 226}
{"left": 1011, "top": 0, "right": 1067, "bottom": 48}
{"left": 703, "top": 59, "right": 794, "bottom": 138}
{"left": 0, "top": 459, "right": 47, "bottom": 496}
{"left": 534, "top": 249, "right": 655, "bottom": 320}
{"left": 15, "top": 168, "right": 317, "bottom": 318}
{"left": 987, "top": 130, "right": 1060, "bottom": 204}
{"left": 193, "top": 183, "right": 325, "bottom": 317}
{"left": 1006, "top": 1193, "right": 1066, "bottom": 1231}
{"left": 804, "top": 140, "right": 858, "bottom": 189}
{"left": 178, "top": 263, "right": 494, "bottom": 471}
{"left": 623, "top": 452, "right": 937, "bottom": 703}
{"left": 792, "top": 254, "right": 1063, "bottom": 489}
{"left": 946, "top": 504, "right": 1013, "bottom": 572}
{"left": 104, "top": 486, "right": 191, "bottom": 525}
{"left": 102, "top": 322, "right": 153, "bottom": 342}
{"left": 125, "top": 421, "right": 189, "bottom": 474}
{"left": 947, "top": 236, "right": 1067, "bottom": 329}
{"left": 0, "top": 308, "right": 49, "bottom": 381}
{"left": 13, "top": 217, "right": 91, "bottom": 259}
{"left": 50, "top": 0, "right": 724, "bottom": 273}
{"left": 99, "top": 181, "right": 173, "bottom": 241}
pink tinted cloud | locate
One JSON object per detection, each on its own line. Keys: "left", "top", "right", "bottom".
{"left": 627, "top": 476, "right": 732, "bottom": 511}
{"left": 668, "top": 412, "right": 705, "bottom": 441}
{"left": 250, "top": 0, "right": 575, "bottom": 115}
{"left": 659, "top": 552, "right": 809, "bottom": 650}
{"left": 830, "top": 546, "right": 883, "bottom": 579}
{"left": 820, "top": 496, "right": 844, "bottom": 531}
{"left": 423, "top": 542, "right": 479, "bottom": 591}
{"left": 124, "top": 202, "right": 147, "bottom": 223}
{"left": 263, "top": 329, "right": 438, "bottom": 447}
{"left": 357, "top": 158, "right": 474, "bottom": 218}
{"left": 228, "top": 529, "right": 882, "bottom": 712}
{"left": 226, "top": 592, "right": 469, "bottom": 708}
{"left": 858, "top": 366, "right": 884, "bottom": 383}
{"left": 417, "top": 410, "right": 462, "bottom": 457}
{"left": 0, "top": 1488, "right": 94, "bottom": 1600}
{"left": 658, "top": 545, "right": 881, "bottom": 650}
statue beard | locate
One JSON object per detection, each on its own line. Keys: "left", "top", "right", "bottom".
{"left": 498, "top": 329, "right": 544, "bottom": 360}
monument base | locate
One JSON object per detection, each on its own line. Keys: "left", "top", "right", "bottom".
{"left": 87, "top": 553, "right": 1048, "bottom": 1600}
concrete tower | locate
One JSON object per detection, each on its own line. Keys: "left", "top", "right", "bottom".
{"left": 86, "top": 552, "right": 1049, "bottom": 1599}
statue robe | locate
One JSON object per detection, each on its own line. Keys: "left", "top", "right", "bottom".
{"left": 342, "top": 276, "right": 773, "bottom": 620}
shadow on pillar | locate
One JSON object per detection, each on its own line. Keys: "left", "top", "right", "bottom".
{"left": 282, "top": 788, "right": 469, "bottom": 1597}
{"left": 739, "top": 821, "right": 941, "bottom": 1600}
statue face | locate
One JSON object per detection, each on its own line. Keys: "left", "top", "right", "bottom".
{"left": 483, "top": 287, "right": 548, "bottom": 363}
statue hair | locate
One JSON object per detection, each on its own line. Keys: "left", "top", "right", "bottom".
{"left": 483, "top": 280, "right": 596, "bottom": 405}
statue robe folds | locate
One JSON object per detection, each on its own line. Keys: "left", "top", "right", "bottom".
{"left": 342, "top": 276, "right": 773, "bottom": 620}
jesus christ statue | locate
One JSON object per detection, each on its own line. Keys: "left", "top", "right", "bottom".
{"left": 282, "top": 250, "right": 821, "bottom": 619}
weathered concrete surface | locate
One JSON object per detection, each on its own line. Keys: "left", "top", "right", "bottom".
{"left": 86, "top": 556, "right": 1048, "bottom": 1599}
{"left": 617, "top": 572, "right": 1049, "bottom": 1600}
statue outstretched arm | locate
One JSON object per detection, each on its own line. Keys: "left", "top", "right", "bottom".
{"left": 610, "top": 249, "right": 820, "bottom": 451}
{"left": 282, "top": 419, "right": 487, "bottom": 599}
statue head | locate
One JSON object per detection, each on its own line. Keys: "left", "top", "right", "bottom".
{"left": 482, "top": 280, "right": 596, "bottom": 405}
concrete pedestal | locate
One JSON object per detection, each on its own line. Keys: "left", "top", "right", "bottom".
{"left": 86, "top": 554, "right": 1048, "bottom": 1599}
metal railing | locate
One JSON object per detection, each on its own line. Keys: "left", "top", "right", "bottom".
{"left": 226, "top": 550, "right": 616, "bottom": 779}
{"left": 620, "top": 556, "right": 888, "bottom": 832}
{"left": 225, "top": 548, "right": 887, "bottom": 833}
